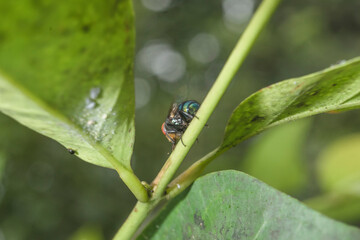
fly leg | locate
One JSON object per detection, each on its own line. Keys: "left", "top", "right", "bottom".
{"left": 180, "top": 137, "right": 187, "bottom": 147}
{"left": 179, "top": 111, "right": 196, "bottom": 121}
{"left": 179, "top": 111, "right": 208, "bottom": 127}
{"left": 165, "top": 131, "right": 176, "bottom": 145}
{"left": 163, "top": 128, "right": 178, "bottom": 151}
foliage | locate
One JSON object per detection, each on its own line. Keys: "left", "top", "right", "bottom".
{"left": 305, "top": 134, "right": 360, "bottom": 223}
{"left": 222, "top": 58, "right": 360, "bottom": 150}
{"left": 1, "top": 0, "right": 360, "bottom": 239}
{"left": 0, "top": 0, "right": 147, "bottom": 202}
{"left": 140, "top": 171, "right": 360, "bottom": 240}
{"left": 241, "top": 119, "right": 310, "bottom": 194}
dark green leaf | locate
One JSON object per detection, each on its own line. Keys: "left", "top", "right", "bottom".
{"left": 139, "top": 170, "right": 360, "bottom": 240}
{"left": 305, "top": 190, "right": 360, "bottom": 224}
{"left": 317, "top": 133, "right": 360, "bottom": 192}
{"left": 69, "top": 224, "right": 104, "bottom": 240}
{"left": 0, "top": 0, "right": 135, "bottom": 170}
{"left": 222, "top": 58, "right": 360, "bottom": 149}
{"left": 241, "top": 119, "right": 310, "bottom": 194}
{"left": 305, "top": 133, "right": 360, "bottom": 223}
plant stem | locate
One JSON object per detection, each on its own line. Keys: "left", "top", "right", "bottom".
{"left": 93, "top": 141, "right": 148, "bottom": 202}
{"left": 114, "top": 0, "right": 282, "bottom": 238}
{"left": 116, "top": 167, "right": 149, "bottom": 203}
{"left": 165, "top": 147, "right": 224, "bottom": 199}
{"left": 151, "top": 0, "right": 282, "bottom": 200}
{"left": 113, "top": 200, "right": 159, "bottom": 240}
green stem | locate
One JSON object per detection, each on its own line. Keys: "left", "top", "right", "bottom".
{"left": 116, "top": 168, "right": 149, "bottom": 203}
{"left": 165, "top": 147, "right": 224, "bottom": 199}
{"left": 152, "top": 0, "right": 282, "bottom": 200}
{"left": 113, "top": 200, "right": 159, "bottom": 240}
{"left": 113, "top": 0, "right": 282, "bottom": 238}
{"left": 92, "top": 141, "right": 148, "bottom": 202}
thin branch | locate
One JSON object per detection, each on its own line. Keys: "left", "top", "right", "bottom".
{"left": 151, "top": 0, "right": 283, "bottom": 200}
{"left": 113, "top": 0, "right": 283, "bottom": 238}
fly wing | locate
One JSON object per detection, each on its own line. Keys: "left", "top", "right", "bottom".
{"left": 168, "top": 103, "right": 179, "bottom": 118}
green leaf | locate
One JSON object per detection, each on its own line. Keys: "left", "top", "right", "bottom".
{"left": 317, "top": 133, "right": 360, "bottom": 192}
{"left": 241, "top": 119, "right": 310, "bottom": 194}
{"left": 221, "top": 57, "right": 360, "bottom": 150}
{"left": 0, "top": 1, "right": 135, "bottom": 169}
{"left": 139, "top": 171, "right": 360, "bottom": 240}
{"left": 0, "top": 0, "right": 148, "bottom": 201}
{"left": 69, "top": 224, "right": 104, "bottom": 240}
{"left": 305, "top": 190, "right": 360, "bottom": 224}
{"left": 305, "top": 133, "right": 360, "bottom": 223}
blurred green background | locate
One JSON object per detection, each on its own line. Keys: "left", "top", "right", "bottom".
{"left": 1, "top": 0, "right": 360, "bottom": 239}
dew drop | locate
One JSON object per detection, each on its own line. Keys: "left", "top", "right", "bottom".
{"left": 337, "top": 59, "right": 346, "bottom": 65}
{"left": 90, "top": 87, "right": 102, "bottom": 99}
{"left": 85, "top": 98, "right": 97, "bottom": 109}
{"left": 330, "top": 59, "right": 347, "bottom": 68}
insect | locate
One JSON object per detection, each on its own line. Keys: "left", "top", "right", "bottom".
{"left": 161, "top": 100, "right": 200, "bottom": 150}
{"left": 67, "top": 148, "right": 77, "bottom": 155}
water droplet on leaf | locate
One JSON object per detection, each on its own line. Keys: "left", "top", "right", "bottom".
{"left": 90, "top": 87, "right": 102, "bottom": 99}
{"left": 85, "top": 98, "right": 97, "bottom": 109}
